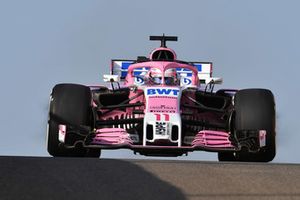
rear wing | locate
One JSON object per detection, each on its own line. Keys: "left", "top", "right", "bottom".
{"left": 111, "top": 60, "right": 145, "bottom": 79}
{"left": 110, "top": 60, "right": 219, "bottom": 84}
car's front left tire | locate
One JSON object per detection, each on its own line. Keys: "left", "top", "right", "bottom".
{"left": 47, "top": 83, "right": 101, "bottom": 157}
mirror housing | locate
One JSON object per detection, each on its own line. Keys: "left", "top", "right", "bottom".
{"left": 204, "top": 77, "right": 223, "bottom": 85}
{"left": 103, "top": 74, "right": 120, "bottom": 82}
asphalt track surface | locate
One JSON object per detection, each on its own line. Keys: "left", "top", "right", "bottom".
{"left": 0, "top": 156, "right": 299, "bottom": 200}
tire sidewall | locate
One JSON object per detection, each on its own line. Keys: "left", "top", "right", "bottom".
{"left": 47, "top": 84, "right": 98, "bottom": 157}
{"left": 234, "top": 89, "right": 276, "bottom": 162}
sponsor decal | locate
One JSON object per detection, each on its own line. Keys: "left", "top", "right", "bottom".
{"left": 182, "top": 77, "right": 192, "bottom": 85}
{"left": 147, "top": 88, "right": 179, "bottom": 96}
{"left": 134, "top": 76, "right": 144, "bottom": 85}
{"left": 149, "top": 105, "right": 176, "bottom": 113}
{"left": 156, "top": 122, "right": 167, "bottom": 135}
{"left": 58, "top": 124, "right": 66, "bottom": 143}
{"left": 259, "top": 130, "right": 266, "bottom": 147}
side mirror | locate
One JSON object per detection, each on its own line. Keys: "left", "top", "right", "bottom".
{"left": 103, "top": 74, "right": 120, "bottom": 82}
{"left": 204, "top": 77, "right": 223, "bottom": 85}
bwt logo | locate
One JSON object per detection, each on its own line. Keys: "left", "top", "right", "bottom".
{"left": 147, "top": 88, "right": 180, "bottom": 96}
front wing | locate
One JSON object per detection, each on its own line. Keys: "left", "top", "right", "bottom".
{"left": 60, "top": 126, "right": 267, "bottom": 156}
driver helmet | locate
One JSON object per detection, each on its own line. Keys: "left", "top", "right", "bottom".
{"left": 164, "top": 68, "right": 178, "bottom": 85}
{"left": 148, "top": 68, "right": 162, "bottom": 85}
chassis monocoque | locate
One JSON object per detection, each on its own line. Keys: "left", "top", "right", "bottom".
{"left": 47, "top": 35, "right": 276, "bottom": 162}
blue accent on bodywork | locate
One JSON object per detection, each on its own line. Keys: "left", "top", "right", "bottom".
{"left": 194, "top": 64, "right": 202, "bottom": 72}
{"left": 121, "top": 62, "right": 133, "bottom": 78}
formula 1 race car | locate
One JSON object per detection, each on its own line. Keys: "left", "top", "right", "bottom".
{"left": 47, "top": 35, "right": 276, "bottom": 162}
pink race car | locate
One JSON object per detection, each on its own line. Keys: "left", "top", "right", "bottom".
{"left": 47, "top": 35, "right": 276, "bottom": 162}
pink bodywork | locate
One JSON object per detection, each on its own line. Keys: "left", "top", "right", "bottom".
{"left": 92, "top": 128, "right": 133, "bottom": 145}
{"left": 192, "top": 130, "right": 234, "bottom": 148}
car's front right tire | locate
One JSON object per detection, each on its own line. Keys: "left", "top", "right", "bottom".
{"left": 218, "top": 89, "right": 276, "bottom": 162}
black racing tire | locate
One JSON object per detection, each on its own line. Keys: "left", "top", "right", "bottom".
{"left": 234, "top": 89, "right": 276, "bottom": 162}
{"left": 47, "top": 83, "right": 101, "bottom": 157}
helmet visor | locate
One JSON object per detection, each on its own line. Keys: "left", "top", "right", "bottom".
{"left": 152, "top": 77, "right": 162, "bottom": 84}
{"left": 165, "top": 77, "right": 175, "bottom": 85}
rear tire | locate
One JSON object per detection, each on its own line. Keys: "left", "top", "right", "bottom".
{"left": 47, "top": 83, "right": 101, "bottom": 157}
{"left": 234, "top": 89, "right": 276, "bottom": 162}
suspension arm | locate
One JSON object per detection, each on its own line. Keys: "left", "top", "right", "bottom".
{"left": 100, "top": 102, "right": 144, "bottom": 109}
{"left": 100, "top": 91, "right": 144, "bottom": 116}
{"left": 182, "top": 119, "right": 227, "bottom": 129}
{"left": 181, "top": 104, "right": 225, "bottom": 113}
{"left": 96, "top": 118, "right": 143, "bottom": 127}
